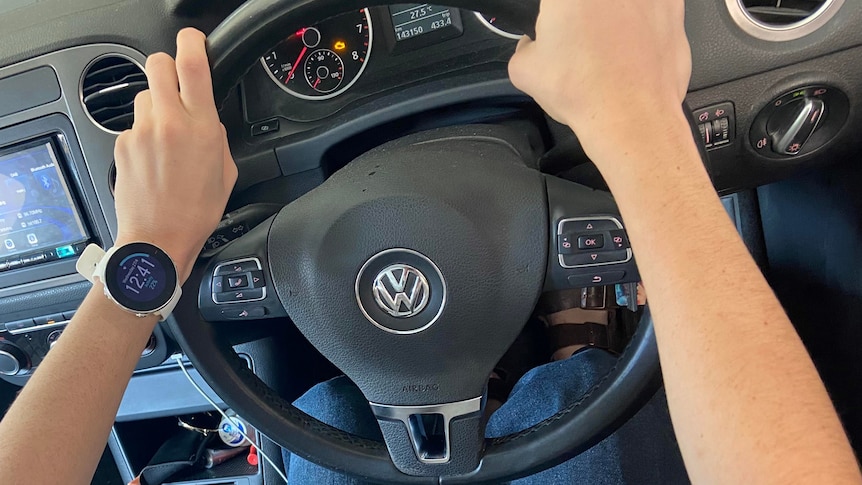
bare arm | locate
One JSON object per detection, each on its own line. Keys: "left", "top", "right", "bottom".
{"left": 510, "top": 1, "right": 862, "bottom": 484}
{"left": 0, "top": 28, "right": 236, "bottom": 484}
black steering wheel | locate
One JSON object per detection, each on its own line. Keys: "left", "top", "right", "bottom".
{"left": 167, "top": 1, "right": 693, "bottom": 483}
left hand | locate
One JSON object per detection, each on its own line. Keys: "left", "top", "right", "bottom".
{"left": 113, "top": 28, "right": 237, "bottom": 282}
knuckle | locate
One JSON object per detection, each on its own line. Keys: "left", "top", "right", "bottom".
{"left": 145, "top": 52, "right": 174, "bottom": 72}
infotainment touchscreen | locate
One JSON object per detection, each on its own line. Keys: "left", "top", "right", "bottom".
{"left": 0, "top": 140, "right": 89, "bottom": 267}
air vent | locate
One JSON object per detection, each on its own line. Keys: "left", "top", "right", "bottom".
{"left": 742, "top": 0, "right": 827, "bottom": 25}
{"left": 81, "top": 55, "right": 147, "bottom": 133}
{"left": 727, "top": 0, "right": 843, "bottom": 41}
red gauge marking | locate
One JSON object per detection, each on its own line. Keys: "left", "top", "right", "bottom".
{"left": 286, "top": 46, "right": 308, "bottom": 83}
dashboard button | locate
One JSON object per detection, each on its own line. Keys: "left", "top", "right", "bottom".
{"left": 251, "top": 119, "right": 280, "bottom": 137}
{"left": 215, "top": 259, "right": 262, "bottom": 276}
{"left": 62, "top": 310, "right": 77, "bottom": 321}
{"left": 5, "top": 319, "right": 35, "bottom": 333}
{"left": 214, "top": 288, "right": 265, "bottom": 304}
{"left": 34, "top": 313, "right": 66, "bottom": 326}
{"left": 5, "top": 258, "right": 23, "bottom": 270}
{"left": 220, "top": 306, "right": 267, "bottom": 320}
{"left": 21, "top": 253, "right": 47, "bottom": 266}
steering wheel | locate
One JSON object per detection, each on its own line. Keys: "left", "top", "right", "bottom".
{"left": 168, "top": 1, "right": 698, "bottom": 483}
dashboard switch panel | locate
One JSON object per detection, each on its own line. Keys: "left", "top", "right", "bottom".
{"left": 693, "top": 102, "right": 735, "bottom": 151}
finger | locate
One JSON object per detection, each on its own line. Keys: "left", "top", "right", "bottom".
{"left": 175, "top": 28, "right": 216, "bottom": 113}
{"left": 133, "top": 90, "right": 153, "bottom": 126}
{"left": 144, "top": 53, "right": 180, "bottom": 110}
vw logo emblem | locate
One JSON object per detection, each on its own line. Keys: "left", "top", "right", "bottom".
{"left": 372, "top": 265, "right": 430, "bottom": 318}
{"left": 356, "top": 249, "right": 446, "bottom": 335}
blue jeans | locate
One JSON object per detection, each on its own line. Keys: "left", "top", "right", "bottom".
{"left": 283, "top": 349, "right": 689, "bottom": 484}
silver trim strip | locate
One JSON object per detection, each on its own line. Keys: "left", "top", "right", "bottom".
{"left": 557, "top": 217, "right": 633, "bottom": 269}
{"left": 9, "top": 320, "right": 69, "bottom": 335}
{"left": 473, "top": 11, "right": 523, "bottom": 40}
{"left": 370, "top": 397, "right": 482, "bottom": 464}
{"left": 211, "top": 258, "right": 267, "bottom": 305}
{"left": 725, "top": 0, "right": 845, "bottom": 42}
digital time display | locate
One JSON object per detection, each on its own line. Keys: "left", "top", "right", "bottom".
{"left": 390, "top": 4, "right": 458, "bottom": 42}
{"left": 117, "top": 252, "right": 166, "bottom": 303}
{"left": 105, "top": 243, "right": 177, "bottom": 313}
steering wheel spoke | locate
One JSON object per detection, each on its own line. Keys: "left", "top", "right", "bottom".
{"left": 197, "top": 215, "right": 288, "bottom": 323}
{"left": 372, "top": 398, "right": 485, "bottom": 475}
{"left": 542, "top": 176, "right": 641, "bottom": 294}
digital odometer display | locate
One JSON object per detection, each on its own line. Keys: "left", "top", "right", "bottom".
{"left": 390, "top": 4, "right": 456, "bottom": 42}
{"left": 261, "top": 9, "right": 373, "bottom": 100}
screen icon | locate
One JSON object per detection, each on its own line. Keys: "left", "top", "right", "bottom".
{"left": 55, "top": 245, "right": 75, "bottom": 259}
{"left": 4, "top": 239, "right": 14, "bottom": 250}
{"left": 27, "top": 234, "right": 37, "bottom": 245}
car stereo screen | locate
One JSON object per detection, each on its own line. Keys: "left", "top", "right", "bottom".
{"left": 0, "top": 141, "right": 88, "bottom": 260}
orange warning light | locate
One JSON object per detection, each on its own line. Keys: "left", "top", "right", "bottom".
{"left": 334, "top": 40, "right": 347, "bottom": 51}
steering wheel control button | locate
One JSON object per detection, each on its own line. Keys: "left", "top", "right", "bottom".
{"left": 568, "top": 271, "right": 626, "bottom": 288}
{"left": 214, "top": 288, "right": 265, "bottom": 304}
{"left": 250, "top": 118, "right": 280, "bottom": 137}
{"left": 558, "top": 235, "right": 575, "bottom": 254}
{"left": 250, "top": 270, "right": 265, "bottom": 288}
{"left": 212, "top": 276, "right": 225, "bottom": 292}
{"left": 578, "top": 235, "right": 604, "bottom": 250}
{"left": 227, "top": 274, "right": 250, "bottom": 289}
{"left": 560, "top": 218, "right": 619, "bottom": 234}
{"left": 220, "top": 306, "right": 267, "bottom": 320}
{"left": 214, "top": 258, "right": 262, "bottom": 276}
{"left": 356, "top": 249, "right": 446, "bottom": 335}
{"left": 609, "top": 230, "right": 630, "bottom": 250}
{"left": 564, "top": 250, "right": 631, "bottom": 267}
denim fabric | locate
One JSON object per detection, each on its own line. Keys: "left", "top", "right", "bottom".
{"left": 283, "top": 349, "right": 689, "bottom": 484}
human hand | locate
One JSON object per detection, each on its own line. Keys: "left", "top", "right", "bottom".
{"left": 508, "top": 0, "right": 692, "bottom": 165}
{"left": 113, "top": 28, "right": 237, "bottom": 282}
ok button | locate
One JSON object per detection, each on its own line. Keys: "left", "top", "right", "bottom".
{"left": 578, "top": 234, "right": 604, "bottom": 250}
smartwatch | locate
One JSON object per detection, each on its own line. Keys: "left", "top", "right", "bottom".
{"left": 76, "top": 242, "right": 182, "bottom": 321}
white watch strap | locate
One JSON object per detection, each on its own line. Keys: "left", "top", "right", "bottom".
{"left": 76, "top": 244, "right": 107, "bottom": 283}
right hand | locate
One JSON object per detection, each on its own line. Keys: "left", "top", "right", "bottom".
{"left": 508, "top": 0, "right": 693, "bottom": 164}
{"left": 113, "top": 28, "right": 237, "bottom": 282}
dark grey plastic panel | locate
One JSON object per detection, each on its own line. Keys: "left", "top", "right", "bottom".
{"left": 115, "top": 363, "right": 226, "bottom": 422}
{"left": 0, "top": 66, "right": 60, "bottom": 118}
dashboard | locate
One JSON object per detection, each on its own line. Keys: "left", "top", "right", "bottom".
{"left": 0, "top": 0, "right": 860, "bottom": 397}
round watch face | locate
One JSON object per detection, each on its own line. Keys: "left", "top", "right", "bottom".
{"left": 105, "top": 243, "right": 177, "bottom": 314}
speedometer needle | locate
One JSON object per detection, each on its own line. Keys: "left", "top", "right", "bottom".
{"left": 286, "top": 46, "right": 308, "bottom": 83}
{"left": 313, "top": 78, "right": 322, "bottom": 89}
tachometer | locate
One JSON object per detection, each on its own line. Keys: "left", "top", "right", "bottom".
{"left": 475, "top": 12, "right": 524, "bottom": 40}
{"left": 261, "top": 9, "right": 373, "bottom": 100}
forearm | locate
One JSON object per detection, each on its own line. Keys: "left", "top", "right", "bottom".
{"left": 598, "top": 112, "right": 861, "bottom": 484}
{"left": 0, "top": 286, "right": 157, "bottom": 485}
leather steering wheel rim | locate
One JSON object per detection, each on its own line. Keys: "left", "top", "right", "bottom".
{"left": 167, "top": 1, "right": 673, "bottom": 483}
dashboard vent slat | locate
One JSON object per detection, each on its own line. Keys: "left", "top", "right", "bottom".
{"left": 740, "top": 0, "right": 828, "bottom": 26}
{"left": 81, "top": 55, "right": 147, "bottom": 133}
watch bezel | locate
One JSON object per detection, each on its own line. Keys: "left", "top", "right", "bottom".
{"left": 103, "top": 242, "right": 178, "bottom": 314}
